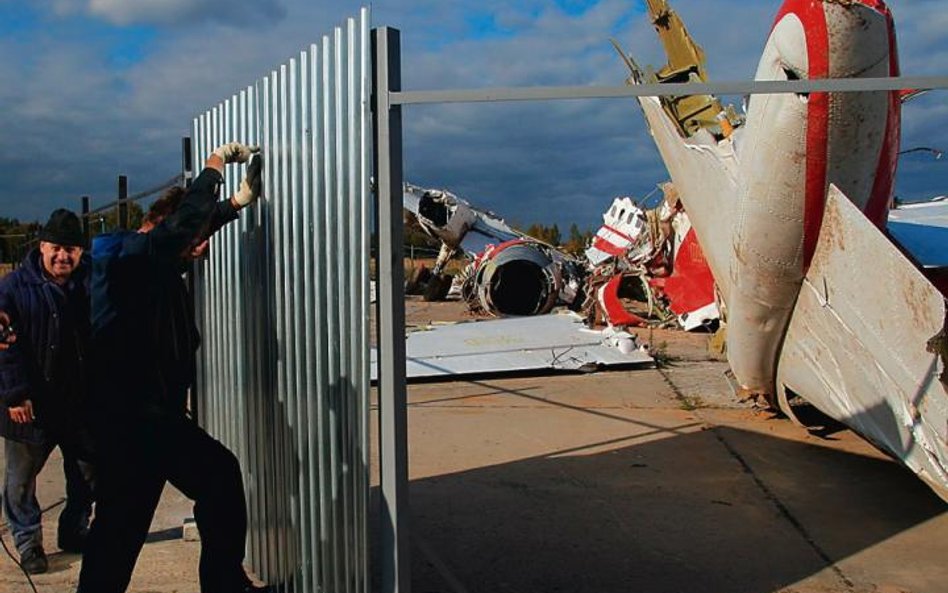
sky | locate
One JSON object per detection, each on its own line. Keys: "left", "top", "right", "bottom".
{"left": 0, "top": 0, "right": 946, "bottom": 232}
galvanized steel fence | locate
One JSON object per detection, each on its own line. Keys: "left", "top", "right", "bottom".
{"left": 190, "top": 8, "right": 372, "bottom": 593}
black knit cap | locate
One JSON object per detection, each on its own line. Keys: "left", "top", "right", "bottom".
{"left": 38, "top": 209, "right": 85, "bottom": 248}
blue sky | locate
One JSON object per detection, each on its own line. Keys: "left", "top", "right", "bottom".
{"left": 0, "top": 0, "right": 945, "bottom": 232}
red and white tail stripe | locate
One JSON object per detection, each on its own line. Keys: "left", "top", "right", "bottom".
{"left": 773, "top": 0, "right": 900, "bottom": 268}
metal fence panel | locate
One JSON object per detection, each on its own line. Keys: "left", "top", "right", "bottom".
{"left": 191, "top": 9, "right": 372, "bottom": 593}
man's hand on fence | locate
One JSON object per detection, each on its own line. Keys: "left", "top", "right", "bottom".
{"left": 233, "top": 155, "right": 263, "bottom": 209}
{"left": 213, "top": 142, "right": 260, "bottom": 164}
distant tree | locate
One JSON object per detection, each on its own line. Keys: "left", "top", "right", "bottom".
{"left": 97, "top": 202, "right": 145, "bottom": 235}
{"left": 563, "top": 223, "right": 587, "bottom": 256}
{"left": 0, "top": 218, "right": 40, "bottom": 264}
{"left": 524, "top": 223, "right": 562, "bottom": 246}
{"left": 525, "top": 223, "right": 543, "bottom": 242}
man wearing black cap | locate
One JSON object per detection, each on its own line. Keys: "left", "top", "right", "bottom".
{"left": 0, "top": 209, "right": 95, "bottom": 574}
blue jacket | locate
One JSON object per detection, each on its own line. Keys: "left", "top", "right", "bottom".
{"left": 89, "top": 167, "right": 237, "bottom": 422}
{"left": 0, "top": 248, "right": 91, "bottom": 444}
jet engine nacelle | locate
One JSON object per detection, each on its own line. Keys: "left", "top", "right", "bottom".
{"left": 461, "top": 239, "right": 585, "bottom": 317}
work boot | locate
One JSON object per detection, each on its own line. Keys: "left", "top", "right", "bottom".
{"left": 19, "top": 547, "right": 48, "bottom": 574}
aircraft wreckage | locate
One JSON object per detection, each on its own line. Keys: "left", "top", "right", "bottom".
{"left": 613, "top": 0, "right": 948, "bottom": 500}
{"left": 404, "top": 182, "right": 719, "bottom": 331}
{"left": 403, "top": 0, "right": 948, "bottom": 501}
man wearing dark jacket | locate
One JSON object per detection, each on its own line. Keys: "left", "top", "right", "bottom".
{"left": 0, "top": 209, "right": 96, "bottom": 574}
{"left": 78, "top": 142, "right": 271, "bottom": 593}
{"left": 0, "top": 312, "right": 14, "bottom": 350}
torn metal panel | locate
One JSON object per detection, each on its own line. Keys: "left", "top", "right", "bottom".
{"left": 403, "top": 183, "right": 520, "bottom": 255}
{"left": 586, "top": 196, "right": 652, "bottom": 266}
{"left": 653, "top": 197, "right": 719, "bottom": 330}
{"left": 777, "top": 186, "right": 948, "bottom": 501}
{"left": 641, "top": 0, "right": 734, "bottom": 138}
{"left": 370, "top": 313, "right": 652, "bottom": 380}
{"left": 595, "top": 274, "right": 650, "bottom": 328}
{"left": 582, "top": 188, "right": 719, "bottom": 332}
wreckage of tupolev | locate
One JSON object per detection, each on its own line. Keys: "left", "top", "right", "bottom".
{"left": 616, "top": 0, "right": 948, "bottom": 499}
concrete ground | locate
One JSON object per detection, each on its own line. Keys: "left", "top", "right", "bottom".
{"left": 1, "top": 310, "right": 946, "bottom": 593}
{"left": 398, "top": 366, "right": 948, "bottom": 593}
{"left": 0, "top": 446, "right": 198, "bottom": 593}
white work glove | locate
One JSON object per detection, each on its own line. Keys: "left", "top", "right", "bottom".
{"left": 233, "top": 155, "right": 263, "bottom": 208}
{"left": 213, "top": 142, "right": 259, "bottom": 164}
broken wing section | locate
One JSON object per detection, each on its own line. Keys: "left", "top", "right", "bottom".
{"left": 777, "top": 186, "right": 948, "bottom": 501}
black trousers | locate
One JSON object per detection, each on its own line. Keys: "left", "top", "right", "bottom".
{"left": 78, "top": 414, "right": 249, "bottom": 593}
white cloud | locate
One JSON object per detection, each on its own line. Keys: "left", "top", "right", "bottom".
{"left": 35, "top": 0, "right": 287, "bottom": 27}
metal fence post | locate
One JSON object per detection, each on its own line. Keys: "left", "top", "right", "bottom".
{"left": 184, "top": 136, "right": 200, "bottom": 425}
{"left": 182, "top": 137, "right": 194, "bottom": 188}
{"left": 117, "top": 175, "right": 129, "bottom": 229}
{"left": 372, "top": 26, "right": 410, "bottom": 593}
{"left": 80, "top": 196, "right": 90, "bottom": 243}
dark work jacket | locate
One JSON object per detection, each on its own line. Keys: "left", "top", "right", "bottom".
{"left": 0, "top": 249, "right": 91, "bottom": 444}
{"left": 89, "top": 168, "right": 237, "bottom": 424}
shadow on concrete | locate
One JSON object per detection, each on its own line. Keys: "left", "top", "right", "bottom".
{"left": 396, "top": 426, "right": 944, "bottom": 593}
{"left": 45, "top": 551, "right": 81, "bottom": 574}
{"left": 145, "top": 526, "right": 183, "bottom": 544}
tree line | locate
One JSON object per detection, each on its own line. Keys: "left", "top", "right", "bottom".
{"left": 0, "top": 204, "right": 144, "bottom": 265}
{"left": 523, "top": 222, "right": 595, "bottom": 256}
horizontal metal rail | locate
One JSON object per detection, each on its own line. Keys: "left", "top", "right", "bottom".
{"left": 83, "top": 174, "right": 184, "bottom": 217}
{"left": 391, "top": 75, "right": 948, "bottom": 105}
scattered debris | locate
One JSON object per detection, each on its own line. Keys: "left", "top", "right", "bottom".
{"left": 370, "top": 312, "right": 652, "bottom": 380}
{"left": 403, "top": 181, "right": 719, "bottom": 333}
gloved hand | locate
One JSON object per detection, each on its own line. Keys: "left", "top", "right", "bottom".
{"left": 212, "top": 142, "right": 259, "bottom": 164}
{"left": 233, "top": 155, "right": 263, "bottom": 208}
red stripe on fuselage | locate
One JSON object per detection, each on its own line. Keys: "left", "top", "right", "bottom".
{"left": 592, "top": 237, "right": 628, "bottom": 257}
{"left": 774, "top": 0, "right": 829, "bottom": 269}
{"left": 600, "top": 224, "right": 635, "bottom": 244}
{"left": 774, "top": 0, "right": 899, "bottom": 264}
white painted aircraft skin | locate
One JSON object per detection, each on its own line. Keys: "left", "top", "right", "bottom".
{"left": 777, "top": 188, "right": 948, "bottom": 501}
{"left": 632, "top": 0, "right": 948, "bottom": 499}
{"left": 633, "top": 0, "right": 899, "bottom": 397}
